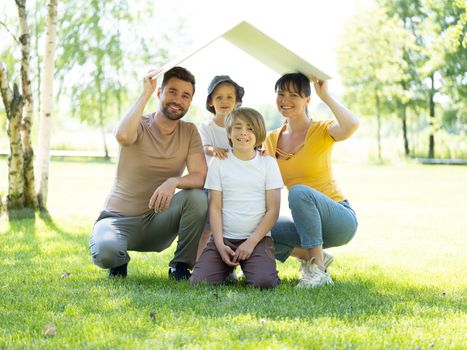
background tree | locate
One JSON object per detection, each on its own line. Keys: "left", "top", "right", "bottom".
{"left": 380, "top": 0, "right": 466, "bottom": 158}
{"left": 36, "top": 0, "right": 58, "bottom": 208}
{"left": 337, "top": 6, "right": 408, "bottom": 161}
{"left": 378, "top": 0, "right": 426, "bottom": 157}
{"left": 55, "top": 0, "right": 130, "bottom": 159}
{"left": 18, "top": 0, "right": 37, "bottom": 207}
{"left": 0, "top": 0, "right": 37, "bottom": 209}
{"left": 426, "top": 0, "right": 466, "bottom": 152}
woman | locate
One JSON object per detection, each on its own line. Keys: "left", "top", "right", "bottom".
{"left": 264, "top": 72, "right": 359, "bottom": 288}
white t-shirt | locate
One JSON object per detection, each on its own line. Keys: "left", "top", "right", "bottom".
{"left": 198, "top": 118, "right": 230, "bottom": 164}
{"left": 205, "top": 151, "right": 284, "bottom": 240}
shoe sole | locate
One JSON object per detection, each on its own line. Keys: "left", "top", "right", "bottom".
{"left": 296, "top": 277, "right": 334, "bottom": 288}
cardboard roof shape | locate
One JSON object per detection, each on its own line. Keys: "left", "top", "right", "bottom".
{"left": 156, "top": 20, "right": 331, "bottom": 81}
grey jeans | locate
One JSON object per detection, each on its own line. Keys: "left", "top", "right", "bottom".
{"left": 89, "top": 189, "right": 208, "bottom": 269}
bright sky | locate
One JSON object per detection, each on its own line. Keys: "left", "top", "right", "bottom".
{"left": 0, "top": 0, "right": 371, "bottom": 111}
{"left": 152, "top": 0, "right": 371, "bottom": 108}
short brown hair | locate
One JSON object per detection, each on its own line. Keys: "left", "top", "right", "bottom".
{"left": 225, "top": 107, "right": 266, "bottom": 150}
{"left": 161, "top": 66, "right": 196, "bottom": 95}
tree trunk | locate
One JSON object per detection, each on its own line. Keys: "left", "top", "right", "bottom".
{"left": 100, "top": 122, "right": 109, "bottom": 159}
{"left": 36, "top": 0, "right": 58, "bottom": 209}
{"left": 98, "top": 95, "right": 109, "bottom": 159}
{"left": 17, "top": 0, "right": 37, "bottom": 207}
{"left": 401, "top": 103, "right": 410, "bottom": 156}
{"left": 399, "top": 80, "right": 410, "bottom": 157}
{"left": 96, "top": 54, "right": 109, "bottom": 160}
{"left": 428, "top": 74, "right": 435, "bottom": 159}
{"left": 34, "top": 0, "right": 42, "bottom": 122}
{"left": 0, "top": 65, "right": 25, "bottom": 208}
{"left": 7, "top": 86, "right": 25, "bottom": 208}
{"left": 375, "top": 90, "right": 382, "bottom": 162}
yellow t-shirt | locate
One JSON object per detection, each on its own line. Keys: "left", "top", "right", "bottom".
{"left": 264, "top": 120, "right": 345, "bottom": 202}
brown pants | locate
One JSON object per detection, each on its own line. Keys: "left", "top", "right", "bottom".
{"left": 190, "top": 236, "right": 280, "bottom": 289}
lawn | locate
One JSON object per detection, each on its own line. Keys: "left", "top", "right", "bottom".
{"left": 0, "top": 158, "right": 466, "bottom": 349}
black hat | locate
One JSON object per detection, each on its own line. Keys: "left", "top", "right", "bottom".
{"left": 206, "top": 75, "right": 245, "bottom": 113}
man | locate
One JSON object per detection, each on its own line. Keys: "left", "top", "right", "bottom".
{"left": 89, "top": 66, "right": 208, "bottom": 280}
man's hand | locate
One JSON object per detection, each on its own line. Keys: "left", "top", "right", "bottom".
{"left": 143, "top": 68, "right": 163, "bottom": 98}
{"left": 148, "top": 177, "right": 178, "bottom": 213}
{"left": 115, "top": 68, "right": 163, "bottom": 146}
{"left": 215, "top": 243, "right": 238, "bottom": 267}
{"left": 233, "top": 239, "right": 256, "bottom": 263}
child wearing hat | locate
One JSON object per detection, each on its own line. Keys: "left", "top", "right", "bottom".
{"left": 198, "top": 75, "right": 245, "bottom": 164}
{"left": 196, "top": 75, "right": 245, "bottom": 279}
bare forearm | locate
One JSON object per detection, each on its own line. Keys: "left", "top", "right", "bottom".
{"left": 247, "top": 208, "right": 279, "bottom": 246}
{"left": 210, "top": 208, "right": 224, "bottom": 247}
{"left": 172, "top": 171, "right": 206, "bottom": 189}
{"left": 115, "top": 92, "right": 151, "bottom": 145}
{"left": 324, "top": 95, "right": 359, "bottom": 130}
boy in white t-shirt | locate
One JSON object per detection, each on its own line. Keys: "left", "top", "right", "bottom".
{"left": 196, "top": 75, "right": 245, "bottom": 260}
{"left": 190, "top": 107, "right": 283, "bottom": 288}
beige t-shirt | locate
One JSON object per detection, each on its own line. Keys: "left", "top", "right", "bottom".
{"left": 103, "top": 113, "right": 203, "bottom": 216}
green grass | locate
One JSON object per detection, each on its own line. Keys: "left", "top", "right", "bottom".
{"left": 0, "top": 158, "right": 466, "bottom": 349}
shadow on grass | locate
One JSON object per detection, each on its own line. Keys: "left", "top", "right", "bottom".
{"left": 1, "top": 209, "right": 464, "bottom": 327}
{"left": 1, "top": 208, "right": 38, "bottom": 263}
{"left": 38, "top": 209, "right": 88, "bottom": 247}
{"left": 6, "top": 207, "right": 36, "bottom": 221}
{"left": 0, "top": 209, "right": 87, "bottom": 265}
{"left": 79, "top": 268, "right": 466, "bottom": 324}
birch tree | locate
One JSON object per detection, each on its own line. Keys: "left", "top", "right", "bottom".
{"left": 0, "top": 64, "right": 25, "bottom": 208}
{"left": 17, "top": 0, "right": 37, "bottom": 207}
{"left": 36, "top": 0, "right": 57, "bottom": 208}
{"left": 0, "top": 0, "right": 36, "bottom": 209}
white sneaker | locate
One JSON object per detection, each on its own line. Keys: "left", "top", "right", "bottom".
{"left": 323, "top": 251, "right": 334, "bottom": 269}
{"left": 296, "top": 260, "right": 334, "bottom": 288}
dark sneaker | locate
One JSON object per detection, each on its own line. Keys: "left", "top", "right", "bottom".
{"left": 108, "top": 263, "right": 128, "bottom": 278}
{"left": 168, "top": 262, "right": 191, "bottom": 281}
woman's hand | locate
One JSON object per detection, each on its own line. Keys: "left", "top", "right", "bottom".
{"left": 311, "top": 76, "right": 331, "bottom": 102}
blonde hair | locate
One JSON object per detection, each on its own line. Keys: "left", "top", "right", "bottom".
{"left": 225, "top": 107, "right": 266, "bottom": 150}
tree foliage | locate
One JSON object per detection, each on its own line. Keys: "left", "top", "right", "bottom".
{"left": 339, "top": 0, "right": 466, "bottom": 159}
{"left": 337, "top": 5, "right": 409, "bottom": 160}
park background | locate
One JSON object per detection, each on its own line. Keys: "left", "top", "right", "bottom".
{"left": 1, "top": 0, "right": 466, "bottom": 349}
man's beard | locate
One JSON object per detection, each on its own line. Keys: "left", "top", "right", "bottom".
{"left": 162, "top": 102, "right": 187, "bottom": 121}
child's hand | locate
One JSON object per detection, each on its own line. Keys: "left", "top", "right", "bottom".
{"left": 217, "top": 244, "right": 238, "bottom": 267}
{"left": 233, "top": 240, "right": 256, "bottom": 263}
{"left": 213, "top": 147, "right": 228, "bottom": 160}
